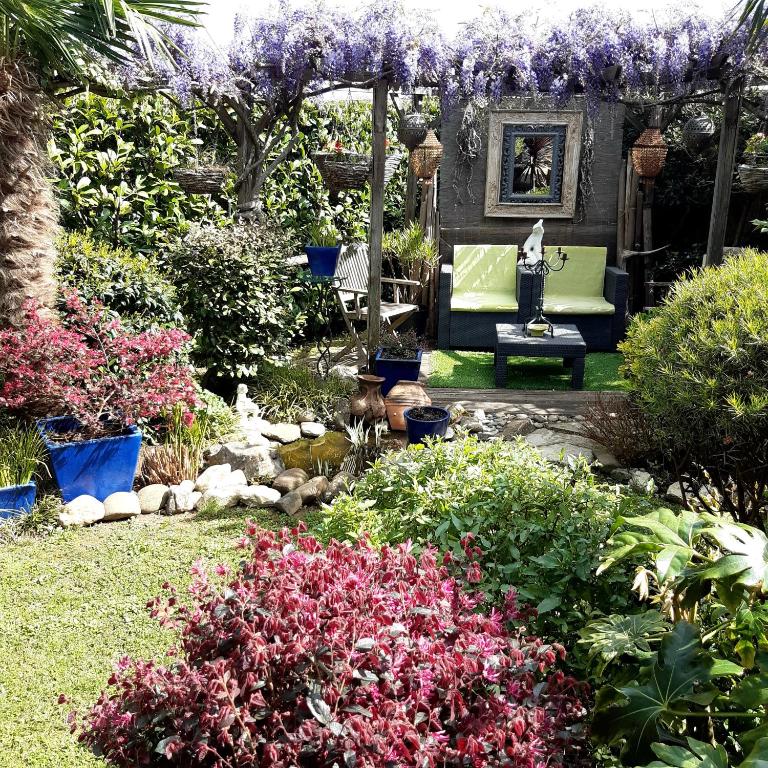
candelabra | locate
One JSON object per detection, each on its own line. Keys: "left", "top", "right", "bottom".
{"left": 517, "top": 246, "right": 568, "bottom": 336}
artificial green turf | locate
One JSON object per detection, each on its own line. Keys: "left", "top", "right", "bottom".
{"left": 427, "top": 351, "right": 628, "bottom": 391}
{"left": 0, "top": 506, "right": 291, "bottom": 768}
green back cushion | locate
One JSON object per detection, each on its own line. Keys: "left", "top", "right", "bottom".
{"left": 453, "top": 245, "right": 518, "bottom": 295}
{"left": 543, "top": 246, "right": 607, "bottom": 297}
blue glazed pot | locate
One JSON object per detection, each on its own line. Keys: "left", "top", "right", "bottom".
{"left": 0, "top": 481, "right": 37, "bottom": 519}
{"left": 404, "top": 406, "right": 450, "bottom": 446}
{"left": 37, "top": 417, "right": 142, "bottom": 503}
{"left": 304, "top": 244, "right": 341, "bottom": 277}
{"left": 375, "top": 348, "right": 423, "bottom": 397}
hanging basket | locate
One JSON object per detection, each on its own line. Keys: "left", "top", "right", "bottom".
{"left": 630, "top": 127, "right": 668, "bottom": 179}
{"left": 738, "top": 163, "right": 768, "bottom": 193}
{"left": 682, "top": 115, "right": 715, "bottom": 153}
{"left": 172, "top": 166, "right": 228, "bottom": 194}
{"left": 397, "top": 113, "right": 428, "bottom": 151}
{"left": 410, "top": 129, "right": 443, "bottom": 180}
{"left": 383, "top": 152, "right": 404, "bottom": 185}
{"left": 313, "top": 151, "right": 372, "bottom": 195}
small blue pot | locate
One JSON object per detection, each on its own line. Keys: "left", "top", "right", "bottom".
{"left": 37, "top": 417, "right": 142, "bottom": 503}
{"left": 404, "top": 406, "right": 450, "bottom": 446}
{"left": 304, "top": 244, "right": 341, "bottom": 277}
{"left": 375, "top": 348, "right": 423, "bottom": 397}
{"left": 0, "top": 481, "right": 37, "bottom": 519}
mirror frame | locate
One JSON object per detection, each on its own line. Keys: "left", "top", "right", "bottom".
{"left": 484, "top": 109, "right": 584, "bottom": 219}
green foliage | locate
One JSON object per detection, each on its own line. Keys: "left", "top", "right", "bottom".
{"left": 195, "top": 388, "right": 239, "bottom": 443}
{"left": 0, "top": 425, "right": 46, "bottom": 487}
{"left": 382, "top": 222, "right": 438, "bottom": 269}
{"left": 306, "top": 220, "right": 340, "bottom": 246}
{"left": 620, "top": 250, "right": 768, "bottom": 527}
{"left": 167, "top": 223, "right": 305, "bottom": 379}
{"left": 590, "top": 508, "right": 768, "bottom": 766}
{"left": 56, "top": 231, "right": 181, "bottom": 326}
{"left": 48, "top": 94, "right": 227, "bottom": 254}
{"left": 251, "top": 362, "right": 354, "bottom": 424}
{"left": 321, "top": 437, "right": 641, "bottom": 643}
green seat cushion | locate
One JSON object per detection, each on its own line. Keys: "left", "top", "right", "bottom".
{"left": 451, "top": 245, "right": 518, "bottom": 313}
{"left": 542, "top": 246, "right": 611, "bottom": 314}
{"left": 452, "top": 290, "right": 519, "bottom": 312}
{"left": 543, "top": 296, "right": 615, "bottom": 315}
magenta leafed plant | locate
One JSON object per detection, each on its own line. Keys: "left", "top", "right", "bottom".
{"left": 72, "top": 526, "right": 589, "bottom": 767}
{"left": 0, "top": 292, "right": 197, "bottom": 438}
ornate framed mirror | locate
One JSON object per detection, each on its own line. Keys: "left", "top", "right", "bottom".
{"left": 484, "top": 109, "right": 583, "bottom": 218}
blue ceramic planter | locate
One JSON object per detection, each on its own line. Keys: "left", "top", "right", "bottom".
{"left": 0, "top": 481, "right": 37, "bottom": 519}
{"left": 304, "top": 244, "right": 341, "bottom": 277}
{"left": 37, "top": 417, "right": 142, "bottom": 503}
{"left": 375, "top": 348, "right": 423, "bottom": 396}
{"left": 404, "top": 406, "right": 450, "bottom": 446}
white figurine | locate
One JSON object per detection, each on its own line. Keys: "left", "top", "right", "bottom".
{"left": 521, "top": 219, "right": 544, "bottom": 265}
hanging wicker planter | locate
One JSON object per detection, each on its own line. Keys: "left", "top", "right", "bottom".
{"left": 410, "top": 129, "right": 443, "bottom": 180}
{"left": 172, "top": 165, "right": 228, "bottom": 194}
{"left": 630, "top": 127, "right": 668, "bottom": 179}
{"left": 397, "top": 113, "right": 428, "bottom": 151}
{"left": 682, "top": 115, "right": 715, "bottom": 153}
{"left": 738, "top": 163, "right": 768, "bottom": 193}
{"left": 314, "top": 151, "right": 404, "bottom": 195}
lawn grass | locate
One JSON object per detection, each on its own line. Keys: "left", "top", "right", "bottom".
{"left": 427, "top": 351, "right": 628, "bottom": 391}
{"left": 0, "top": 506, "right": 291, "bottom": 768}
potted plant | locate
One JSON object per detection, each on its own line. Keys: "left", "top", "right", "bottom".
{"left": 738, "top": 133, "right": 768, "bottom": 193}
{"left": 375, "top": 328, "right": 423, "bottom": 397}
{"left": 403, "top": 405, "right": 450, "bottom": 445}
{"left": 0, "top": 294, "right": 197, "bottom": 503}
{"left": 305, "top": 221, "right": 342, "bottom": 277}
{"left": 382, "top": 222, "right": 438, "bottom": 316}
{"left": 0, "top": 425, "right": 46, "bottom": 518}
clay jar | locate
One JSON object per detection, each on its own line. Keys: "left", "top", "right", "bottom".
{"left": 385, "top": 380, "right": 431, "bottom": 431}
{"left": 349, "top": 374, "right": 386, "bottom": 423}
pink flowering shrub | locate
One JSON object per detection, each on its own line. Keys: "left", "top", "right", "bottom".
{"left": 0, "top": 293, "right": 196, "bottom": 438}
{"left": 72, "top": 526, "right": 589, "bottom": 767}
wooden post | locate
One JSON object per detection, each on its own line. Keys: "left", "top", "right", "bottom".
{"left": 616, "top": 158, "right": 627, "bottom": 266}
{"left": 367, "top": 79, "right": 388, "bottom": 371}
{"left": 705, "top": 77, "right": 744, "bottom": 267}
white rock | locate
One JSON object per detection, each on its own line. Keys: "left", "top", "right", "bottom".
{"left": 239, "top": 485, "right": 282, "bottom": 507}
{"left": 537, "top": 443, "right": 595, "bottom": 463}
{"left": 178, "top": 479, "right": 195, "bottom": 494}
{"left": 103, "top": 491, "right": 141, "bottom": 521}
{"left": 198, "top": 487, "right": 242, "bottom": 509}
{"left": 300, "top": 422, "right": 327, "bottom": 439}
{"left": 167, "top": 484, "right": 201, "bottom": 514}
{"left": 629, "top": 469, "right": 655, "bottom": 494}
{"left": 473, "top": 409, "right": 487, "bottom": 422}
{"left": 261, "top": 423, "right": 302, "bottom": 444}
{"left": 329, "top": 364, "right": 357, "bottom": 381}
{"left": 59, "top": 495, "right": 104, "bottom": 526}
{"left": 195, "top": 463, "right": 233, "bottom": 492}
{"left": 665, "top": 481, "right": 686, "bottom": 504}
{"left": 242, "top": 431, "right": 271, "bottom": 447}
{"left": 137, "top": 484, "right": 170, "bottom": 514}
{"left": 207, "top": 442, "right": 285, "bottom": 481}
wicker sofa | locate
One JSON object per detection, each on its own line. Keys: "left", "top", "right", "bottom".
{"left": 438, "top": 244, "right": 628, "bottom": 351}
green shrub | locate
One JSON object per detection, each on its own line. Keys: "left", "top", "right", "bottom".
{"left": 621, "top": 249, "right": 768, "bottom": 527}
{"left": 251, "top": 362, "right": 354, "bottom": 424}
{"left": 49, "top": 94, "right": 228, "bottom": 254}
{"left": 196, "top": 387, "right": 240, "bottom": 443}
{"left": 56, "top": 232, "right": 181, "bottom": 326}
{"left": 168, "top": 223, "right": 306, "bottom": 379}
{"left": 321, "top": 437, "right": 641, "bottom": 644}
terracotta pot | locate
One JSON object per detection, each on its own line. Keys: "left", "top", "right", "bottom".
{"left": 385, "top": 380, "right": 431, "bottom": 431}
{"left": 349, "top": 374, "right": 386, "bottom": 423}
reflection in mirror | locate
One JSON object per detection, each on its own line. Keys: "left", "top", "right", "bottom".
{"left": 499, "top": 125, "right": 566, "bottom": 204}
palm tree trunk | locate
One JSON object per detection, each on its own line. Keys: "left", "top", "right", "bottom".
{"left": 0, "top": 58, "right": 58, "bottom": 326}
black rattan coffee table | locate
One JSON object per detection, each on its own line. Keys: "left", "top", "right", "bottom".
{"left": 495, "top": 324, "right": 587, "bottom": 389}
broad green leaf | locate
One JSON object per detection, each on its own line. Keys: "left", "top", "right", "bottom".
{"left": 740, "top": 737, "right": 768, "bottom": 768}
{"left": 730, "top": 672, "right": 768, "bottom": 709}
{"left": 643, "top": 736, "right": 728, "bottom": 768}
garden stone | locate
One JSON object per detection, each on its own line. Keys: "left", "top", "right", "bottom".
{"left": 665, "top": 481, "right": 687, "bottom": 504}
{"left": 501, "top": 418, "right": 536, "bottom": 439}
{"left": 195, "top": 463, "right": 233, "bottom": 492}
{"left": 525, "top": 428, "right": 557, "bottom": 447}
{"left": 536, "top": 443, "right": 595, "bottom": 464}
{"left": 199, "top": 487, "right": 242, "bottom": 509}
{"left": 239, "top": 485, "right": 282, "bottom": 507}
{"left": 241, "top": 432, "right": 271, "bottom": 448}
{"left": 261, "top": 423, "right": 302, "bottom": 444}
{"left": 207, "top": 442, "right": 284, "bottom": 481}
{"left": 298, "top": 409, "right": 317, "bottom": 423}
{"left": 629, "top": 469, "right": 655, "bottom": 494}
{"left": 137, "top": 484, "right": 170, "bottom": 514}
{"left": 610, "top": 468, "right": 632, "bottom": 484}
{"left": 296, "top": 476, "right": 329, "bottom": 505}
{"left": 300, "top": 422, "right": 326, "bottom": 439}
{"left": 332, "top": 399, "right": 351, "bottom": 430}
{"left": 103, "top": 491, "right": 141, "bottom": 521}
{"left": 444, "top": 426, "right": 455, "bottom": 441}
{"left": 166, "top": 482, "right": 201, "bottom": 514}
{"left": 549, "top": 420, "right": 584, "bottom": 436}
{"left": 322, "top": 471, "right": 355, "bottom": 503}
{"left": 590, "top": 446, "right": 621, "bottom": 472}
{"left": 473, "top": 409, "right": 487, "bottom": 422}
{"left": 59, "top": 495, "right": 104, "bottom": 527}
{"left": 273, "top": 468, "right": 309, "bottom": 494}
{"left": 329, "top": 364, "right": 357, "bottom": 381}
{"left": 275, "top": 491, "right": 303, "bottom": 516}
{"left": 461, "top": 419, "right": 483, "bottom": 434}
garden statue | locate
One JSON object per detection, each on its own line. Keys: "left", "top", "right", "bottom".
{"left": 521, "top": 219, "right": 544, "bottom": 265}
{"left": 235, "top": 384, "right": 267, "bottom": 435}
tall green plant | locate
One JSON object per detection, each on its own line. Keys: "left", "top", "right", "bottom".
{"left": 0, "top": 425, "right": 45, "bottom": 487}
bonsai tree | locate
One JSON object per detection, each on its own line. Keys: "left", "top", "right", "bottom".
{"left": 0, "top": 0, "right": 203, "bottom": 326}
